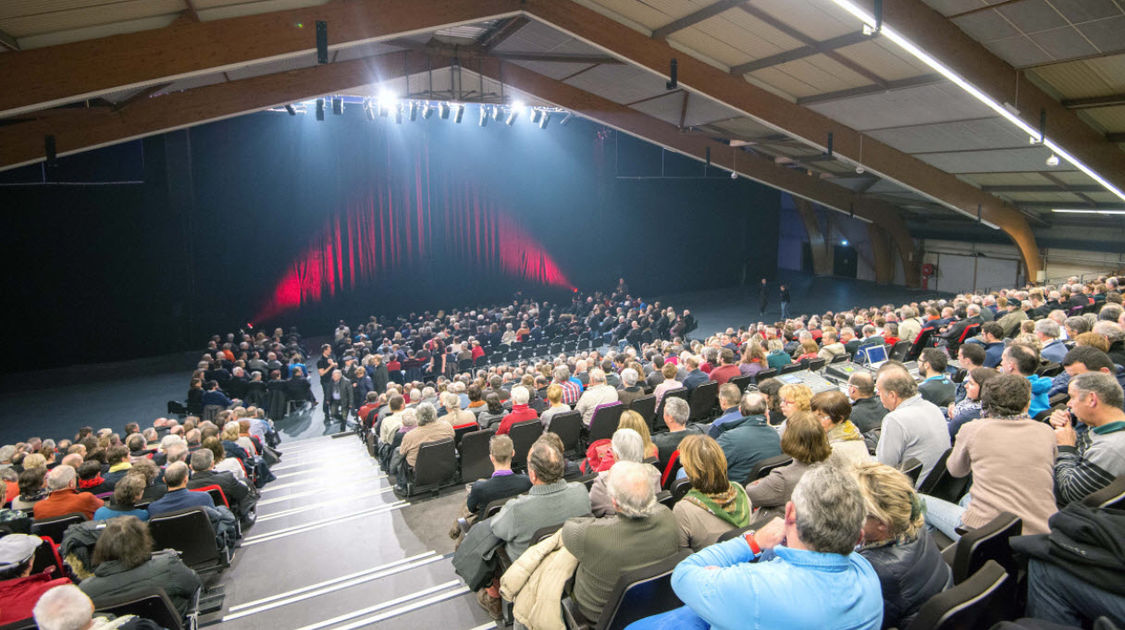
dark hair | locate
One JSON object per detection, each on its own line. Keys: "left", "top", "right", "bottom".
{"left": 981, "top": 322, "right": 1003, "bottom": 339}
{"left": 112, "top": 474, "right": 145, "bottom": 508}
{"left": 203, "top": 436, "right": 225, "bottom": 463}
{"left": 17, "top": 467, "right": 46, "bottom": 497}
{"left": 781, "top": 411, "right": 832, "bottom": 464}
{"left": 467, "top": 385, "right": 482, "bottom": 403}
{"left": 528, "top": 439, "right": 565, "bottom": 484}
{"left": 967, "top": 367, "right": 999, "bottom": 400}
{"left": 810, "top": 390, "right": 851, "bottom": 426}
{"left": 389, "top": 395, "right": 405, "bottom": 411}
{"left": 484, "top": 392, "right": 504, "bottom": 414}
{"left": 981, "top": 373, "right": 1031, "bottom": 417}
{"left": 1004, "top": 343, "right": 1039, "bottom": 375}
{"left": 958, "top": 343, "right": 986, "bottom": 367}
{"left": 1062, "top": 346, "right": 1115, "bottom": 372}
{"left": 77, "top": 460, "right": 103, "bottom": 481}
{"left": 92, "top": 516, "right": 153, "bottom": 570}
{"left": 106, "top": 444, "right": 129, "bottom": 464}
{"left": 920, "top": 348, "right": 948, "bottom": 373}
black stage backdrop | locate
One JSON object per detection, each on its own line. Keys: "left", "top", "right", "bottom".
{"left": 0, "top": 106, "right": 779, "bottom": 371}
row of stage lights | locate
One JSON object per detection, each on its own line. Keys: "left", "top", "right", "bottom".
{"left": 276, "top": 94, "right": 572, "bottom": 129}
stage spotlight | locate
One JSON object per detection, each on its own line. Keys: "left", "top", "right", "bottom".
{"left": 505, "top": 107, "right": 519, "bottom": 126}
{"left": 422, "top": 103, "right": 434, "bottom": 119}
{"left": 559, "top": 113, "right": 573, "bottom": 126}
{"left": 493, "top": 105, "right": 502, "bottom": 122}
{"left": 285, "top": 104, "right": 296, "bottom": 116}
{"left": 453, "top": 104, "right": 464, "bottom": 124}
{"left": 439, "top": 102, "right": 450, "bottom": 119}
{"left": 539, "top": 112, "right": 551, "bottom": 129}
{"left": 394, "top": 105, "right": 403, "bottom": 124}
{"left": 408, "top": 101, "right": 418, "bottom": 121}
{"left": 530, "top": 109, "right": 542, "bottom": 125}
{"left": 316, "top": 98, "right": 325, "bottom": 121}
{"left": 841, "top": 239, "right": 849, "bottom": 246}
{"left": 332, "top": 97, "right": 342, "bottom": 115}
{"left": 377, "top": 90, "right": 397, "bottom": 117}
{"left": 479, "top": 105, "right": 489, "bottom": 127}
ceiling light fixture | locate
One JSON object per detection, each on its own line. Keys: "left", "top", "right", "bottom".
{"left": 1051, "top": 208, "right": 1125, "bottom": 215}
{"left": 479, "top": 105, "right": 489, "bottom": 127}
{"left": 439, "top": 102, "right": 451, "bottom": 120}
{"left": 1046, "top": 154, "right": 1059, "bottom": 167}
{"left": 826, "top": 0, "right": 1125, "bottom": 204}
{"left": 453, "top": 104, "right": 464, "bottom": 124}
{"left": 539, "top": 111, "right": 551, "bottom": 129}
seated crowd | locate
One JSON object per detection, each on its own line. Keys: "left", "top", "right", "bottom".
{"left": 365, "top": 277, "right": 1123, "bottom": 629}
{"left": 0, "top": 334, "right": 287, "bottom": 626}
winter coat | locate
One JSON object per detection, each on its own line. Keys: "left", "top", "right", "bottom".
{"left": 500, "top": 529, "right": 579, "bottom": 630}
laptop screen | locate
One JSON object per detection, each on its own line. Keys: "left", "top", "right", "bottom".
{"left": 863, "top": 344, "right": 888, "bottom": 365}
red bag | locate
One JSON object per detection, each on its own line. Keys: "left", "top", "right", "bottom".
{"left": 580, "top": 439, "right": 616, "bottom": 475}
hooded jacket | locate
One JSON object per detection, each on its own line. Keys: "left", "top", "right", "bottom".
{"left": 1026, "top": 374, "right": 1052, "bottom": 417}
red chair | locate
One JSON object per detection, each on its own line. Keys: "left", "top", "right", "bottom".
{"left": 190, "top": 484, "right": 229, "bottom": 509}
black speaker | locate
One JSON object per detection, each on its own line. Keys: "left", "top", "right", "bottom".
{"left": 316, "top": 98, "right": 325, "bottom": 121}
{"left": 316, "top": 21, "right": 328, "bottom": 64}
{"left": 666, "top": 58, "right": 677, "bottom": 90}
{"left": 44, "top": 135, "right": 57, "bottom": 167}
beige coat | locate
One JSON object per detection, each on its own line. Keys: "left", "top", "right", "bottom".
{"left": 500, "top": 529, "right": 579, "bottom": 630}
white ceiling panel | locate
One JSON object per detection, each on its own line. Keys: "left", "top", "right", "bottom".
{"left": 867, "top": 117, "right": 1028, "bottom": 154}
{"left": 916, "top": 145, "right": 1073, "bottom": 173}
{"left": 508, "top": 60, "right": 598, "bottom": 81}
{"left": 629, "top": 91, "right": 686, "bottom": 126}
{"left": 807, "top": 82, "right": 997, "bottom": 130}
{"left": 683, "top": 94, "right": 743, "bottom": 127}
{"left": 564, "top": 63, "right": 667, "bottom": 105}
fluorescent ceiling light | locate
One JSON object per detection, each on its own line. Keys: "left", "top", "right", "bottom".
{"left": 1052, "top": 208, "right": 1125, "bottom": 215}
{"left": 826, "top": 0, "right": 1125, "bottom": 204}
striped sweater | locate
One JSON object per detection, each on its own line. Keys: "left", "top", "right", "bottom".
{"left": 1055, "top": 420, "right": 1125, "bottom": 506}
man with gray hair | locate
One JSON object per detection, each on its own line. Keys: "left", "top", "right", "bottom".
{"left": 1036, "top": 318, "right": 1068, "bottom": 364}
{"left": 1050, "top": 371, "right": 1125, "bottom": 506}
{"left": 717, "top": 392, "right": 783, "bottom": 484}
{"left": 589, "top": 429, "right": 661, "bottom": 517}
{"left": 651, "top": 397, "right": 702, "bottom": 471}
{"left": 497, "top": 385, "right": 539, "bottom": 435}
{"left": 187, "top": 447, "right": 254, "bottom": 521}
{"left": 638, "top": 464, "right": 882, "bottom": 629}
{"left": 553, "top": 365, "right": 581, "bottom": 406}
{"left": 616, "top": 367, "right": 646, "bottom": 408}
{"left": 562, "top": 460, "right": 679, "bottom": 621}
{"left": 34, "top": 465, "right": 103, "bottom": 520}
{"left": 398, "top": 402, "right": 454, "bottom": 468}
{"left": 875, "top": 363, "right": 950, "bottom": 485}
{"left": 575, "top": 368, "right": 620, "bottom": 426}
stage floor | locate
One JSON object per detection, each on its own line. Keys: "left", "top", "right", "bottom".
{"left": 0, "top": 271, "right": 949, "bottom": 445}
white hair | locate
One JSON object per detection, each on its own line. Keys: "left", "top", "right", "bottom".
{"left": 610, "top": 428, "right": 644, "bottom": 463}
{"left": 607, "top": 461, "right": 658, "bottom": 519}
{"left": 33, "top": 584, "right": 93, "bottom": 630}
{"left": 511, "top": 386, "right": 530, "bottom": 405}
{"left": 589, "top": 368, "right": 606, "bottom": 385}
{"left": 621, "top": 368, "right": 638, "bottom": 387}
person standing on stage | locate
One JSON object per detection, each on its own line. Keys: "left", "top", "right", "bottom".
{"left": 780, "top": 284, "right": 792, "bottom": 320}
{"left": 759, "top": 278, "right": 769, "bottom": 319}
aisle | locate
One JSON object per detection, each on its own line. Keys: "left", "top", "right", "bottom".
{"left": 213, "top": 434, "right": 495, "bottom": 630}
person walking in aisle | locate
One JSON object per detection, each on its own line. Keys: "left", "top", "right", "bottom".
{"left": 759, "top": 278, "right": 769, "bottom": 318}
{"left": 780, "top": 284, "right": 792, "bottom": 320}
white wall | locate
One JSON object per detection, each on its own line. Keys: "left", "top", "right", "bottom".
{"left": 921, "top": 240, "right": 1021, "bottom": 293}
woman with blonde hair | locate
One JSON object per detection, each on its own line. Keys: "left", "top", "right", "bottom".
{"left": 673, "top": 434, "right": 751, "bottom": 551}
{"left": 617, "top": 410, "right": 658, "bottom": 461}
{"left": 853, "top": 461, "right": 951, "bottom": 629}
{"left": 777, "top": 383, "right": 812, "bottom": 421}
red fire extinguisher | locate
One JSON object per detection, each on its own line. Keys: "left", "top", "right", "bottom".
{"left": 921, "top": 263, "right": 936, "bottom": 290}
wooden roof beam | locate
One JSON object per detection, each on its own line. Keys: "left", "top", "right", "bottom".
{"left": 0, "top": 0, "right": 520, "bottom": 118}
{"left": 520, "top": 0, "right": 1038, "bottom": 279}
{"left": 0, "top": 50, "right": 447, "bottom": 172}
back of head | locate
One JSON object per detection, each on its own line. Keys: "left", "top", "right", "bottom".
{"left": 92, "top": 515, "right": 152, "bottom": 570}
{"left": 958, "top": 342, "right": 986, "bottom": 368}
{"left": 920, "top": 348, "right": 947, "bottom": 373}
{"left": 1062, "top": 345, "right": 1114, "bottom": 372}
{"left": 46, "top": 465, "right": 76, "bottom": 492}
{"left": 848, "top": 371, "right": 875, "bottom": 396}
{"left": 810, "top": 390, "right": 851, "bottom": 426}
{"left": 876, "top": 364, "right": 918, "bottom": 399}
{"left": 791, "top": 464, "right": 866, "bottom": 555}
{"left": 416, "top": 402, "right": 437, "bottom": 426}
{"left": 489, "top": 434, "right": 515, "bottom": 465}
{"left": 1005, "top": 343, "right": 1039, "bottom": 376}
{"left": 528, "top": 438, "right": 565, "bottom": 484}
{"left": 163, "top": 461, "right": 190, "bottom": 488}
{"left": 981, "top": 374, "right": 1031, "bottom": 418}
{"left": 77, "top": 460, "right": 102, "bottom": 481}
{"left": 607, "top": 460, "right": 658, "bottom": 519}
{"left": 678, "top": 434, "right": 729, "bottom": 494}
{"left": 511, "top": 386, "right": 529, "bottom": 405}
{"left": 781, "top": 411, "right": 831, "bottom": 464}
{"left": 190, "top": 447, "right": 214, "bottom": 472}
{"left": 610, "top": 428, "right": 644, "bottom": 463}
{"left": 33, "top": 584, "right": 93, "bottom": 630}
{"left": 663, "top": 397, "right": 689, "bottom": 426}
{"left": 852, "top": 461, "right": 923, "bottom": 541}
{"left": 738, "top": 391, "right": 768, "bottom": 417}
{"left": 112, "top": 473, "right": 146, "bottom": 508}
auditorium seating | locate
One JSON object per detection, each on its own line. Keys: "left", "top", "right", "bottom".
{"left": 549, "top": 411, "right": 585, "bottom": 458}
{"left": 687, "top": 381, "right": 719, "bottom": 423}
{"left": 1083, "top": 475, "right": 1125, "bottom": 509}
{"left": 587, "top": 402, "right": 624, "bottom": 443}
{"left": 905, "top": 560, "right": 1011, "bottom": 630}
{"left": 458, "top": 428, "right": 496, "bottom": 483}
{"left": 745, "top": 454, "right": 793, "bottom": 484}
{"left": 947, "top": 512, "right": 1022, "bottom": 587}
{"left": 918, "top": 449, "right": 973, "bottom": 504}
{"left": 508, "top": 420, "right": 545, "bottom": 471}
{"left": 404, "top": 438, "right": 459, "bottom": 497}
{"left": 93, "top": 587, "right": 200, "bottom": 630}
{"left": 148, "top": 507, "right": 231, "bottom": 578}
{"left": 30, "top": 512, "right": 88, "bottom": 544}
{"left": 561, "top": 550, "right": 691, "bottom": 630}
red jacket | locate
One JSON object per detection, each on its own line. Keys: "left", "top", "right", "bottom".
{"left": 709, "top": 364, "right": 742, "bottom": 385}
{"left": 496, "top": 404, "right": 539, "bottom": 435}
{"left": 0, "top": 573, "right": 72, "bottom": 624}
{"left": 33, "top": 489, "right": 103, "bottom": 521}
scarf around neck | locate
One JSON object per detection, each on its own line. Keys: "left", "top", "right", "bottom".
{"left": 683, "top": 482, "right": 751, "bottom": 528}
{"left": 78, "top": 476, "right": 106, "bottom": 489}
{"left": 828, "top": 420, "right": 865, "bottom": 442}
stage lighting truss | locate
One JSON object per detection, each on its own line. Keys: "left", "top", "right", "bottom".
{"left": 272, "top": 98, "right": 573, "bottom": 132}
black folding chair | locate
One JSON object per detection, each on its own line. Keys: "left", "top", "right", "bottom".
{"left": 687, "top": 381, "right": 719, "bottom": 423}
{"left": 806, "top": 358, "right": 826, "bottom": 372}
{"left": 753, "top": 368, "right": 776, "bottom": 384}
{"left": 458, "top": 427, "right": 496, "bottom": 483}
{"left": 406, "top": 438, "right": 458, "bottom": 497}
{"left": 918, "top": 449, "right": 972, "bottom": 503}
{"left": 509, "top": 420, "right": 544, "bottom": 471}
{"left": 148, "top": 507, "right": 229, "bottom": 576}
{"left": 670, "top": 477, "right": 692, "bottom": 504}
{"left": 899, "top": 458, "right": 924, "bottom": 485}
{"left": 30, "top": 512, "right": 88, "bottom": 544}
{"left": 93, "top": 586, "right": 198, "bottom": 630}
{"left": 1083, "top": 474, "right": 1125, "bottom": 509}
{"left": 587, "top": 402, "right": 624, "bottom": 443}
{"left": 562, "top": 550, "right": 692, "bottom": 630}
{"left": 629, "top": 395, "right": 656, "bottom": 429}
{"left": 730, "top": 374, "right": 754, "bottom": 393}
{"left": 904, "top": 560, "right": 1012, "bottom": 630}
{"left": 746, "top": 454, "right": 792, "bottom": 483}
{"left": 548, "top": 411, "right": 584, "bottom": 458}
{"left": 948, "top": 511, "right": 1022, "bottom": 585}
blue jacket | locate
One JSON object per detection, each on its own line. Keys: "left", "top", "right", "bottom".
{"left": 1041, "top": 340, "right": 1068, "bottom": 365}
{"left": 983, "top": 342, "right": 1005, "bottom": 368}
{"left": 147, "top": 488, "right": 215, "bottom": 518}
{"left": 1026, "top": 374, "right": 1052, "bottom": 417}
{"left": 716, "top": 415, "right": 782, "bottom": 484}
{"left": 707, "top": 407, "right": 744, "bottom": 439}
{"left": 670, "top": 537, "right": 883, "bottom": 630}
{"left": 681, "top": 370, "right": 709, "bottom": 391}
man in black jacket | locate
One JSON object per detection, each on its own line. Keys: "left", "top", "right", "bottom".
{"left": 448, "top": 434, "right": 532, "bottom": 540}
{"left": 187, "top": 448, "right": 255, "bottom": 522}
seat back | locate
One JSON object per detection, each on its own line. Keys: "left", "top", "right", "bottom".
{"left": 547, "top": 411, "right": 583, "bottom": 458}
{"left": 30, "top": 535, "right": 68, "bottom": 577}
{"left": 1037, "top": 361, "right": 1063, "bottom": 377}
{"left": 890, "top": 339, "right": 913, "bottom": 361}
{"left": 588, "top": 402, "right": 625, "bottom": 443}
{"left": 899, "top": 458, "right": 924, "bottom": 485}
{"left": 660, "top": 451, "right": 681, "bottom": 490}
{"left": 904, "top": 561, "right": 1010, "bottom": 630}
{"left": 729, "top": 374, "right": 754, "bottom": 393}
{"left": 951, "top": 512, "right": 1022, "bottom": 585}
{"left": 746, "top": 454, "right": 793, "bottom": 483}
{"left": 594, "top": 550, "right": 693, "bottom": 630}
{"left": 717, "top": 524, "right": 754, "bottom": 543}
{"left": 957, "top": 323, "right": 981, "bottom": 344}
{"left": 629, "top": 395, "right": 656, "bottom": 428}
{"left": 266, "top": 389, "right": 287, "bottom": 421}
{"left": 30, "top": 512, "right": 88, "bottom": 544}
{"left": 458, "top": 428, "right": 496, "bottom": 483}
{"left": 411, "top": 438, "right": 458, "bottom": 494}
{"left": 92, "top": 587, "right": 184, "bottom": 630}
{"left": 482, "top": 496, "right": 512, "bottom": 520}
{"left": 918, "top": 449, "right": 973, "bottom": 503}
{"left": 148, "top": 507, "right": 225, "bottom": 573}
{"left": 452, "top": 423, "right": 479, "bottom": 450}
{"left": 1082, "top": 474, "right": 1125, "bottom": 509}
{"left": 531, "top": 523, "right": 564, "bottom": 546}
{"left": 778, "top": 363, "right": 803, "bottom": 375}
{"left": 687, "top": 381, "right": 719, "bottom": 423}
{"left": 202, "top": 404, "right": 223, "bottom": 422}
{"left": 806, "top": 358, "right": 826, "bottom": 372}
{"left": 906, "top": 327, "right": 936, "bottom": 362}
{"left": 670, "top": 477, "right": 692, "bottom": 504}
{"left": 509, "top": 420, "right": 544, "bottom": 470}
{"left": 753, "top": 368, "right": 776, "bottom": 383}
{"left": 191, "top": 484, "right": 229, "bottom": 508}
{"left": 653, "top": 388, "right": 688, "bottom": 430}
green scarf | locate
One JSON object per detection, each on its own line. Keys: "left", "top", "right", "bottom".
{"left": 683, "top": 483, "right": 751, "bottom": 528}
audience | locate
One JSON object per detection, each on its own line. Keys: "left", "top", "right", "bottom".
{"left": 1051, "top": 371, "right": 1125, "bottom": 506}
{"left": 589, "top": 429, "right": 658, "bottom": 517}
{"left": 0, "top": 534, "right": 73, "bottom": 625}
{"left": 33, "top": 466, "right": 103, "bottom": 521}
{"left": 651, "top": 398, "right": 702, "bottom": 470}
{"left": 715, "top": 392, "right": 782, "bottom": 484}
{"left": 92, "top": 473, "right": 148, "bottom": 522}
{"left": 673, "top": 435, "right": 751, "bottom": 551}
{"left": 811, "top": 390, "right": 870, "bottom": 467}
{"left": 745, "top": 411, "right": 831, "bottom": 523}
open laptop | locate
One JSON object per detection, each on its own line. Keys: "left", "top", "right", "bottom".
{"left": 861, "top": 344, "right": 889, "bottom": 370}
